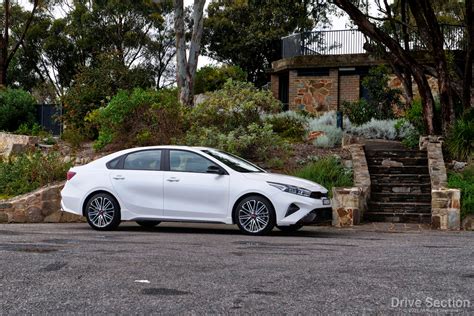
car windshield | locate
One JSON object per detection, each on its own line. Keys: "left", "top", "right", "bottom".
{"left": 202, "top": 149, "right": 265, "bottom": 173}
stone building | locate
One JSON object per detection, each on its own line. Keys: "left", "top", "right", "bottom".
{"left": 269, "top": 28, "right": 468, "bottom": 114}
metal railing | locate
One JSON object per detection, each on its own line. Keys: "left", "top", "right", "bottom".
{"left": 282, "top": 25, "right": 467, "bottom": 58}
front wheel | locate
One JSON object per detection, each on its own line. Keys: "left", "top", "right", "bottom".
{"left": 85, "top": 193, "right": 121, "bottom": 231}
{"left": 235, "top": 196, "right": 275, "bottom": 236}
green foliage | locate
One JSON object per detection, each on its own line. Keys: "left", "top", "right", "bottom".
{"left": 0, "top": 88, "right": 37, "bottom": 132}
{"left": 188, "top": 80, "right": 281, "bottom": 131}
{"left": 263, "top": 111, "right": 308, "bottom": 142}
{"left": 183, "top": 123, "right": 286, "bottom": 161}
{"left": 61, "top": 127, "right": 88, "bottom": 150}
{"left": 203, "top": 0, "right": 330, "bottom": 85}
{"left": 448, "top": 165, "right": 474, "bottom": 218}
{"left": 404, "top": 98, "right": 425, "bottom": 133}
{"left": 15, "top": 122, "right": 44, "bottom": 136}
{"left": 194, "top": 65, "right": 247, "bottom": 94}
{"left": 0, "top": 151, "right": 71, "bottom": 198}
{"left": 446, "top": 111, "right": 474, "bottom": 161}
{"left": 307, "top": 112, "right": 349, "bottom": 148}
{"left": 293, "top": 157, "right": 353, "bottom": 197}
{"left": 182, "top": 80, "right": 285, "bottom": 160}
{"left": 395, "top": 119, "right": 420, "bottom": 148}
{"left": 62, "top": 53, "right": 155, "bottom": 135}
{"left": 342, "top": 99, "right": 375, "bottom": 126}
{"left": 90, "top": 88, "right": 183, "bottom": 150}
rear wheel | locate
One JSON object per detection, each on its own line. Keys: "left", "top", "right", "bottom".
{"left": 277, "top": 224, "right": 303, "bottom": 233}
{"left": 136, "top": 220, "right": 161, "bottom": 228}
{"left": 235, "top": 196, "right": 275, "bottom": 235}
{"left": 85, "top": 193, "right": 121, "bottom": 231}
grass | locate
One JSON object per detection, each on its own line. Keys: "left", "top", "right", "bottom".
{"left": 448, "top": 165, "right": 474, "bottom": 219}
{"left": 293, "top": 156, "right": 353, "bottom": 197}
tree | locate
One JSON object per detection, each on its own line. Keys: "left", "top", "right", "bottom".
{"left": 332, "top": 0, "right": 471, "bottom": 135}
{"left": 203, "top": 0, "right": 326, "bottom": 86}
{"left": 174, "top": 0, "right": 205, "bottom": 106}
{"left": 0, "top": 0, "right": 40, "bottom": 86}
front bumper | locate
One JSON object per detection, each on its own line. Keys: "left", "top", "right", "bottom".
{"left": 297, "top": 207, "right": 332, "bottom": 225}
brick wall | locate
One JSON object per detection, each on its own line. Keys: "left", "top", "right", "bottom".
{"left": 339, "top": 75, "right": 360, "bottom": 104}
{"left": 270, "top": 74, "right": 279, "bottom": 100}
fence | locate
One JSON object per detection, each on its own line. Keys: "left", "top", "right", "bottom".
{"left": 282, "top": 25, "right": 467, "bottom": 58}
{"left": 36, "top": 104, "right": 62, "bottom": 136}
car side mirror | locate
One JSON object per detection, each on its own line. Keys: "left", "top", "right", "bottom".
{"left": 207, "top": 165, "right": 225, "bottom": 175}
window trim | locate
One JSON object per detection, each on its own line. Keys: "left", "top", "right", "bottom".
{"left": 164, "top": 149, "right": 229, "bottom": 175}
{"left": 106, "top": 149, "right": 165, "bottom": 171}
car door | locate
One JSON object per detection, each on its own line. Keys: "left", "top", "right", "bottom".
{"left": 163, "top": 150, "right": 230, "bottom": 220}
{"left": 110, "top": 149, "right": 164, "bottom": 218}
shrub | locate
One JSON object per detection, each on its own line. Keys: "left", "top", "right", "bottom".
{"left": 182, "top": 123, "right": 286, "bottom": 161}
{"left": 342, "top": 99, "right": 375, "bottom": 126}
{"left": 448, "top": 165, "right": 474, "bottom": 218}
{"left": 0, "top": 88, "right": 37, "bottom": 132}
{"left": 395, "top": 119, "right": 419, "bottom": 148}
{"left": 90, "top": 88, "right": 184, "bottom": 151}
{"left": 188, "top": 80, "right": 280, "bottom": 131}
{"left": 0, "top": 151, "right": 71, "bottom": 198}
{"left": 263, "top": 111, "right": 308, "bottom": 142}
{"left": 446, "top": 112, "right": 474, "bottom": 161}
{"left": 307, "top": 111, "right": 349, "bottom": 147}
{"left": 293, "top": 156, "right": 353, "bottom": 197}
{"left": 349, "top": 119, "right": 398, "bottom": 140}
{"left": 194, "top": 65, "right": 247, "bottom": 94}
{"left": 404, "top": 98, "right": 425, "bottom": 133}
{"left": 15, "top": 122, "right": 45, "bottom": 136}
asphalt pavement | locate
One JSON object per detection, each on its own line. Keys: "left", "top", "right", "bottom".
{"left": 0, "top": 222, "right": 473, "bottom": 314}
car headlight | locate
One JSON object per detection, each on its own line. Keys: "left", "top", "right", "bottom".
{"left": 267, "top": 181, "right": 311, "bottom": 197}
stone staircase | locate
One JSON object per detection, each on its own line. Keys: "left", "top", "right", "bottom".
{"left": 365, "top": 144, "right": 432, "bottom": 223}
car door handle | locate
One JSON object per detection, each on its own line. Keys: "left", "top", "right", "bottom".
{"left": 113, "top": 175, "right": 125, "bottom": 180}
{"left": 166, "top": 177, "right": 180, "bottom": 182}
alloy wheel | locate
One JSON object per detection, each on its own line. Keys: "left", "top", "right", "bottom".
{"left": 88, "top": 196, "right": 115, "bottom": 228}
{"left": 238, "top": 199, "right": 270, "bottom": 233}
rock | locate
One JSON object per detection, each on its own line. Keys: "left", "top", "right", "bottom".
{"left": 381, "top": 159, "right": 403, "bottom": 167}
{"left": 41, "top": 200, "right": 60, "bottom": 216}
{"left": 462, "top": 215, "right": 474, "bottom": 231}
{"left": 0, "top": 212, "right": 8, "bottom": 223}
{"left": 26, "top": 206, "right": 44, "bottom": 223}
{"left": 0, "top": 203, "right": 13, "bottom": 209}
{"left": 11, "top": 211, "right": 26, "bottom": 223}
{"left": 44, "top": 211, "right": 62, "bottom": 223}
{"left": 0, "top": 132, "right": 38, "bottom": 158}
{"left": 452, "top": 160, "right": 467, "bottom": 171}
{"left": 307, "top": 131, "right": 326, "bottom": 141}
{"left": 60, "top": 212, "right": 85, "bottom": 223}
{"left": 41, "top": 186, "right": 62, "bottom": 201}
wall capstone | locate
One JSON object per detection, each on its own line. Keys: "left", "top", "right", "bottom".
{"left": 0, "top": 181, "right": 85, "bottom": 223}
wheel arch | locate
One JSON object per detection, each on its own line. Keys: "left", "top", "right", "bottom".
{"left": 82, "top": 190, "right": 121, "bottom": 217}
{"left": 231, "top": 192, "right": 275, "bottom": 224}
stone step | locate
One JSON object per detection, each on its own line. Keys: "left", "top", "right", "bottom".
{"left": 370, "top": 174, "right": 431, "bottom": 184}
{"left": 365, "top": 150, "right": 427, "bottom": 159}
{"left": 366, "top": 157, "right": 428, "bottom": 166}
{"left": 368, "top": 201, "right": 431, "bottom": 213}
{"left": 371, "top": 192, "right": 432, "bottom": 203}
{"left": 368, "top": 165, "right": 429, "bottom": 175}
{"left": 371, "top": 183, "right": 431, "bottom": 194}
{"left": 364, "top": 212, "right": 431, "bottom": 224}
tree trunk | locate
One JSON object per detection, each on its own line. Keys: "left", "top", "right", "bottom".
{"left": 463, "top": 0, "right": 473, "bottom": 110}
{"left": 412, "top": 66, "right": 436, "bottom": 134}
{"left": 0, "top": 0, "right": 10, "bottom": 87}
{"left": 174, "top": 0, "right": 205, "bottom": 107}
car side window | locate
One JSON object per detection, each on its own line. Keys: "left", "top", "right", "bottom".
{"left": 169, "top": 150, "right": 216, "bottom": 173}
{"left": 123, "top": 150, "right": 162, "bottom": 171}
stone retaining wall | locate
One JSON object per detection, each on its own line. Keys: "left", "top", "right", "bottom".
{"left": 420, "top": 136, "right": 460, "bottom": 230}
{"left": 0, "top": 182, "right": 84, "bottom": 223}
{"left": 331, "top": 143, "right": 371, "bottom": 227}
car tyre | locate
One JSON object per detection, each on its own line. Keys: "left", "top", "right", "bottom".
{"left": 277, "top": 224, "right": 303, "bottom": 233}
{"left": 235, "top": 195, "right": 275, "bottom": 236}
{"left": 85, "top": 193, "right": 121, "bottom": 231}
{"left": 136, "top": 220, "right": 161, "bottom": 228}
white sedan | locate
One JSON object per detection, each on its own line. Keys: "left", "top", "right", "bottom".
{"left": 61, "top": 146, "right": 332, "bottom": 235}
